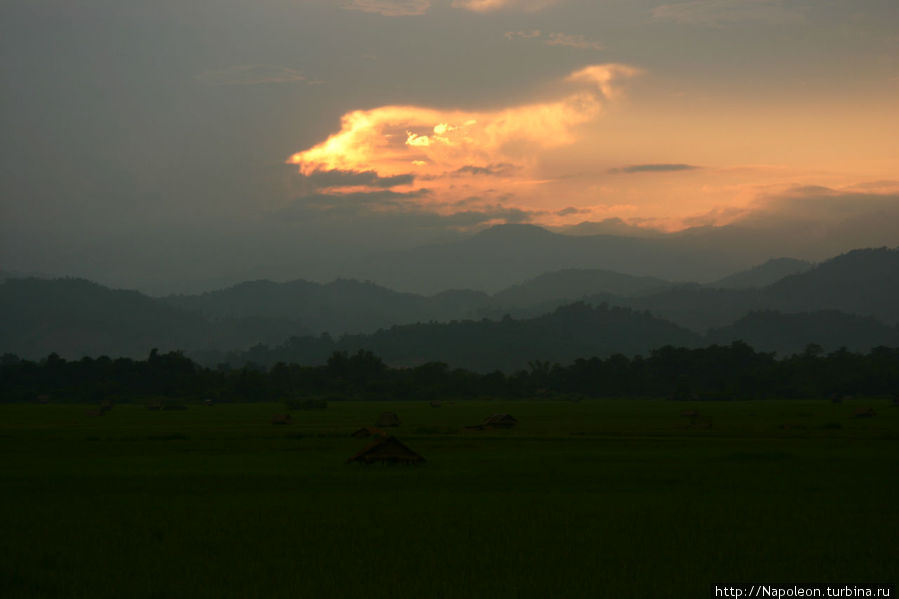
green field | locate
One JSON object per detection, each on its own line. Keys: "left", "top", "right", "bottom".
{"left": 1, "top": 399, "right": 896, "bottom": 598}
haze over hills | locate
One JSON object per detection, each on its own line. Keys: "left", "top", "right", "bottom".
{"left": 596, "top": 247, "right": 899, "bottom": 331}
{"left": 708, "top": 258, "right": 813, "bottom": 289}
{"left": 164, "top": 279, "right": 488, "bottom": 337}
{"left": 206, "top": 305, "right": 899, "bottom": 372}
{"left": 0, "top": 278, "right": 310, "bottom": 359}
{"left": 707, "top": 311, "right": 899, "bottom": 356}
{"left": 492, "top": 269, "right": 674, "bottom": 307}
{"left": 350, "top": 224, "right": 747, "bottom": 295}
{"left": 209, "top": 303, "right": 703, "bottom": 373}
{"left": 2, "top": 246, "right": 897, "bottom": 363}
{"left": 346, "top": 223, "right": 888, "bottom": 295}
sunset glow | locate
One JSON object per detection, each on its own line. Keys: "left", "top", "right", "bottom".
{"left": 3, "top": 0, "right": 898, "bottom": 289}
{"left": 288, "top": 64, "right": 644, "bottom": 225}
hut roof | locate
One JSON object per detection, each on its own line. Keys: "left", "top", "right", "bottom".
{"left": 375, "top": 412, "right": 400, "bottom": 427}
{"left": 347, "top": 436, "right": 424, "bottom": 464}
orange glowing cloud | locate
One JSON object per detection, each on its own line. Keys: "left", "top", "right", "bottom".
{"left": 451, "top": 0, "right": 560, "bottom": 12}
{"left": 288, "top": 63, "right": 641, "bottom": 222}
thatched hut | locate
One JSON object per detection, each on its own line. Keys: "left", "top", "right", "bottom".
{"left": 272, "top": 413, "right": 292, "bottom": 425}
{"left": 375, "top": 412, "right": 400, "bottom": 427}
{"left": 351, "top": 426, "right": 386, "bottom": 439}
{"left": 346, "top": 436, "right": 424, "bottom": 465}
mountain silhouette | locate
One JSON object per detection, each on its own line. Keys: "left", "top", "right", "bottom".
{"left": 708, "top": 310, "right": 899, "bottom": 355}
{"left": 708, "top": 258, "right": 813, "bottom": 289}
{"left": 214, "top": 302, "right": 702, "bottom": 372}
{"left": 0, "top": 278, "right": 310, "bottom": 359}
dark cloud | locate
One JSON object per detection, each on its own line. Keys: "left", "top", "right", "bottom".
{"left": 281, "top": 189, "right": 536, "bottom": 230}
{"left": 554, "top": 217, "right": 666, "bottom": 238}
{"left": 556, "top": 206, "right": 590, "bottom": 216}
{"left": 609, "top": 163, "right": 701, "bottom": 174}
{"left": 302, "top": 169, "right": 415, "bottom": 189}
{"left": 453, "top": 164, "right": 515, "bottom": 177}
{"left": 285, "top": 188, "right": 430, "bottom": 214}
{"left": 436, "top": 206, "right": 535, "bottom": 227}
{"left": 744, "top": 185, "right": 899, "bottom": 224}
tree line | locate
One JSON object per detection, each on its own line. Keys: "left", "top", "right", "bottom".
{"left": 2, "top": 342, "right": 898, "bottom": 404}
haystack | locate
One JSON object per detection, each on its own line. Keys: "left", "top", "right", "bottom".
{"left": 375, "top": 412, "right": 400, "bottom": 427}
{"left": 346, "top": 436, "right": 424, "bottom": 465}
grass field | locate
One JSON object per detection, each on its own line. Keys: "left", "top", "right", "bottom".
{"left": 1, "top": 398, "right": 896, "bottom": 598}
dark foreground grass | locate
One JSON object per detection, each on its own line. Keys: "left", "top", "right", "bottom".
{"left": 1, "top": 399, "right": 896, "bottom": 598}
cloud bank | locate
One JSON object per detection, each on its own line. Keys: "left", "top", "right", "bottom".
{"left": 609, "top": 163, "right": 701, "bottom": 174}
{"left": 652, "top": 0, "right": 806, "bottom": 26}
{"left": 343, "top": 0, "right": 431, "bottom": 16}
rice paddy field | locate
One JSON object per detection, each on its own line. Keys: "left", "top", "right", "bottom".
{"left": 1, "top": 398, "right": 897, "bottom": 598}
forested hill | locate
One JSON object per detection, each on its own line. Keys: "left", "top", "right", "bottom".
{"left": 208, "top": 303, "right": 702, "bottom": 372}
{"left": 764, "top": 248, "right": 899, "bottom": 322}
{"left": 4, "top": 343, "right": 898, "bottom": 404}
{"left": 707, "top": 257, "right": 813, "bottom": 289}
{"left": 578, "top": 247, "right": 899, "bottom": 331}
{"left": 0, "top": 278, "right": 310, "bottom": 359}
{"left": 164, "top": 278, "right": 488, "bottom": 336}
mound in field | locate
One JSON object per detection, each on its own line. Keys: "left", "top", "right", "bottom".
{"left": 347, "top": 436, "right": 424, "bottom": 465}
{"left": 375, "top": 412, "right": 400, "bottom": 427}
{"left": 467, "top": 413, "right": 517, "bottom": 430}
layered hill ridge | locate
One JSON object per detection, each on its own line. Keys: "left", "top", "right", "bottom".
{"left": 2, "top": 246, "right": 897, "bottom": 364}
{"left": 708, "top": 258, "right": 813, "bottom": 289}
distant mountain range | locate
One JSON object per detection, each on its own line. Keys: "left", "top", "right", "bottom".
{"left": 2, "top": 246, "right": 897, "bottom": 364}
{"left": 708, "top": 258, "right": 813, "bottom": 289}
{"left": 0, "top": 278, "right": 310, "bottom": 359}
{"left": 204, "top": 303, "right": 898, "bottom": 372}
{"left": 346, "top": 223, "right": 866, "bottom": 295}
{"left": 207, "top": 302, "right": 703, "bottom": 372}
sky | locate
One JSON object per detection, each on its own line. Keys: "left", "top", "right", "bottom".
{"left": 1, "top": 0, "right": 898, "bottom": 291}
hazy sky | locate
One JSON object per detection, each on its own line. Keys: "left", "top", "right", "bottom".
{"left": 1, "top": 0, "right": 897, "bottom": 290}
